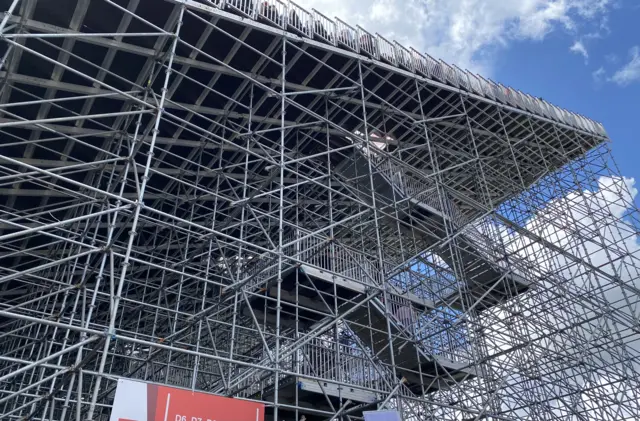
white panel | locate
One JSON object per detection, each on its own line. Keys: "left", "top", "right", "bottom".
{"left": 363, "top": 410, "right": 402, "bottom": 421}
{"left": 109, "top": 379, "right": 148, "bottom": 421}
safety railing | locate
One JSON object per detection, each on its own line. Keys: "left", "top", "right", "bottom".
{"left": 515, "top": 89, "right": 527, "bottom": 110}
{"left": 411, "top": 48, "right": 428, "bottom": 77}
{"left": 577, "top": 115, "right": 586, "bottom": 131}
{"left": 556, "top": 106, "right": 566, "bottom": 123}
{"left": 528, "top": 95, "right": 540, "bottom": 114}
{"left": 424, "top": 54, "right": 442, "bottom": 81}
{"left": 519, "top": 91, "right": 530, "bottom": 112}
{"left": 441, "top": 61, "right": 459, "bottom": 87}
{"left": 574, "top": 114, "right": 583, "bottom": 131}
{"left": 222, "top": 0, "right": 256, "bottom": 17}
{"left": 537, "top": 100, "right": 549, "bottom": 118}
{"left": 205, "top": 0, "right": 604, "bottom": 136}
{"left": 357, "top": 26, "right": 378, "bottom": 59}
{"left": 257, "top": 0, "right": 286, "bottom": 28}
{"left": 467, "top": 72, "right": 482, "bottom": 95}
{"left": 232, "top": 343, "right": 297, "bottom": 399}
{"left": 377, "top": 34, "right": 397, "bottom": 65}
{"left": 529, "top": 94, "right": 542, "bottom": 114}
{"left": 454, "top": 65, "right": 469, "bottom": 90}
{"left": 335, "top": 18, "right": 358, "bottom": 52}
{"left": 541, "top": 101, "right": 553, "bottom": 119}
{"left": 287, "top": 1, "right": 312, "bottom": 37}
{"left": 491, "top": 81, "right": 505, "bottom": 103}
{"left": 555, "top": 106, "right": 565, "bottom": 123}
{"left": 415, "top": 313, "right": 472, "bottom": 364}
{"left": 395, "top": 42, "right": 414, "bottom": 71}
{"left": 478, "top": 76, "right": 494, "bottom": 100}
{"left": 380, "top": 295, "right": 472, "bottom": 364}
{"left": 433, "top": 61, "right": 446, "bottom": 83}
{"left": 511, "top": 89, "right": 523, "bottom": 109}
{"left": 231, "top": 335, "right": 395, "bottom": 398}
{"left": 145, "top": 364, "right": 196, "bottom": 389}
{"left": 370, "top": 151, "right": 540, "bottom": 290}
{"left": 312, "top": 9, "right": 336, "bottom": 45}
{"left": 300, "top": 337, "right": 390, "bottom": 392}
{"left": 293, "top": 232, "right": 383, "bottom": 285}
{"left": 335, "top": 250, "right": 382, "bottom": 286}
{"left": 548, "top": 102, "right": 557, "bottom": 121}
{"left": 548, "top": 102, "right": 559, "bottom": 121}
{"left": 581, "top": 116, "right": 590, "bottom": 132}
{"left": 379, "top": 158, "right": 468, "bottom": 227}
{"left": 384, "top": 296, "right": 417, "bottom": 330}
{"left": 237, "top": 229, "right": 384, "bottom": 293}
{"left": 502, "top": 85, "right": 517, "bottom": 107}
{"left": 233, "top": 329, "right": 273, "bottom": 361}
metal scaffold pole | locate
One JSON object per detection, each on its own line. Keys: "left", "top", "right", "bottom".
{"left": 0, "top": 1, "right": 638, "bottom": 421}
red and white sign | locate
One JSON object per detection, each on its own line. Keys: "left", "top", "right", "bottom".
{"left": 109, "top": 379, "right": 265, "bottom": 421}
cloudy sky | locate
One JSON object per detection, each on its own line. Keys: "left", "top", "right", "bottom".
{"left": 294, "top": 0, "right": 640, "bottom": 186}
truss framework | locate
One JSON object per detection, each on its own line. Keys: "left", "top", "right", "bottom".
{"left": 0, "top": 0, "right": 638, "bottom": 420}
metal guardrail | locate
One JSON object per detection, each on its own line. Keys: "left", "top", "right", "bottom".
{"left": 288, "top": 1, "right": 312, "bottom": 37}
{"left": 381, "top": 295, "right": 471, "bottom": 364}
{"left": 454, "top": 65, "right": 469, "bottom": 91}
{"left": 222, "top": 0, "right": 255, "bottom": 17}
{"left": 368, "top": 150, "right": 537, "bottom": 286}
{"left": 239, "top": 229, "right": 383, "bottom": 293}
{"left": 395, "top": 42, "right": 413, "bottom": 71}
{"left": 231, "top": 335, "right": 394, "bottom": 398}
{"left": 301, "top": 337, "right": 389, "bottom": 391}
{"left": 202, "top": 0, "right": 606, "bottom": 137}
{"left": 411, "top": 48, "right": 428, "bottom": 77}
{"left": 377, "top": 33, "right": 397, "bottom": 65}
{"left": 336, "top": 18, "right": 358, "bottom": 52}
{"left": 441, "top": 61, "right": 458, "bottom": 87}
{"left": 312, "top": 8, "right": 336, "bottom": 45}
{"left": 357, "top": 26, "right": 378, "bottom": 59}
{"left": 427, "top": 55, "right": 444, "bottom": 82}
{"left": 257, "top": 0, "right": 286, "bottom": 28}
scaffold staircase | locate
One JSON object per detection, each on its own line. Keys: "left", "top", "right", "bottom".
{"left": 333, "top": 143, "right": 532, "bottom": 310}
{"left": 204, "top": 243, "right": 479, "bottom": 416}
{"left": 198, "top": 142, "right": 539, "bottom": 416}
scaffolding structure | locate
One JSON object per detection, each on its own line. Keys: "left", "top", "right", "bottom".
{"left": 0, "top": 0, "right": 639, "bottom": 420}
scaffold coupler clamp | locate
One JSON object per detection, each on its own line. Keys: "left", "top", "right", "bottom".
{"left": 105, "top": 327, "right": 116, "bottom": 341}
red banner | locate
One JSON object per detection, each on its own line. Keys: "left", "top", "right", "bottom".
{"left": 150, "top": 384, "right": 264, "bottom": 421}
{"left": 110, "top": 379, "right": 264, "bottom": 421}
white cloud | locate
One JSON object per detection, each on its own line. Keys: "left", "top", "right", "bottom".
{"left": 605, "top": 52, "right": 619, "bottom": 63}
{"left": 570, "top": 40, "right": 589, "bottom": 61}
{"left": 592, "top": 66, "right": 606, "bottom": 82}
{"left": 610, "top": 46, "right": 640, "bottom": 86}
{"left": 391, "top": 155, "right": 640, "bottom": 418}
{"left": 293, "top": 0, "right": 614, "bottom": 74}
{"left": 479, "top": 174, "right": 640, "bottom": 419}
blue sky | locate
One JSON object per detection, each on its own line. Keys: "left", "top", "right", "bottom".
{"left": 493, "top": 2, "right": 640, "bottom": 187}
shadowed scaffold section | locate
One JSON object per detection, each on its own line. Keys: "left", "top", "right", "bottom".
{"left": 0, "top": 0, "right": 639, "bottom": 420}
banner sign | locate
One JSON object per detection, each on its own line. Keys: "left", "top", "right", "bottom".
{"left": 109, "top": 379, "right": 265, "bottom": 421}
